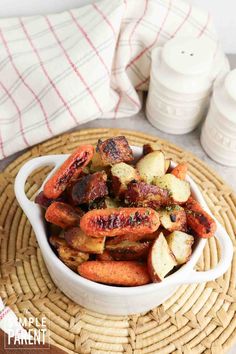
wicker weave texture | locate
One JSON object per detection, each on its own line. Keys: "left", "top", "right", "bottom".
{"left": 0, "top": 128, "right": 236, "bottom": 354}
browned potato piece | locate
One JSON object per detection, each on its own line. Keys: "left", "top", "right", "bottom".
{"left": 97, "top": 136, "right": 134, "bottom": 165}
{"left": 65, "top": 227, "right": 105, "bottom": 254}
{"left": 160, "top": 206, "right": 187, "bottom": 232}
{"left": 49, "top": 236, "right": 89, "bottom": 271}
{"left": 68, "top": 171, "right": 108, "bottom": 205}
{"left": 125, "top": 181, "right": 170, "bottom": 208}
{"left": 153, "top": 174, "right": 190, "bottom": 204}
{"left": 106, "top": 241, "right": 151, "bottom": 261}
{"left": 148, "top": 233, "right": 177, "bottom": 282}
{"left": 90, "top": 151, "right": 107, "bottom": 171}
{"left": 136, "top": 151, "right": 165, "bottom": 183}
{"left": 58, "top": 245, "right": 89, "bottom": 271}
{"left": 78, "top": 261, "right": 151, "bottom": 286}
{"left": 143, "top": 142, "right": 162, "bottom": 155}
{"left": 49, "top": 235, "right": 67, "bottom": 249}
{"left": 166, "top": 231, "right": 194, "bottom": 265}
{"left": 165, "top": 159, "right": 171, "bottom": 173}
{"left": 111, "top": 163, "right": 140, "bottom": 198}
{"left": 104, "top": 197, "right": 120, "bottom": 208}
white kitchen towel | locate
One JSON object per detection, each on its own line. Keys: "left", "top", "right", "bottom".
{"left": 0, "top": 0, "right": 226, "bottom": 159}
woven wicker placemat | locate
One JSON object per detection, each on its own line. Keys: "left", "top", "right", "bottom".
{"left": 0, "top": 128, "right": 236, "bottom": 354}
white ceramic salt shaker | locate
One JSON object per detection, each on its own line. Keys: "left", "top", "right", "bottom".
{"left": 201, "top": 70, "right": 236, "bottom": 166}
{"left": 146, "top": 37, "right": 225, "bottom": 134}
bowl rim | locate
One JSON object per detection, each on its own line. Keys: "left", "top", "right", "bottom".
{"left": 15, "top": 145, "right": 210, "bottom": 295}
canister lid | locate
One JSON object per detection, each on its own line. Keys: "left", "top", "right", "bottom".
{"left": 162, "top": 37, "right": 215, "bottom": 76}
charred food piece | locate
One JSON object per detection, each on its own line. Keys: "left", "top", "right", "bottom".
{"left": 125, "top": 181, "right": 170, "bottom": 208}
{"left": 68, "top": 171, "right": 108, "bottom": 205}
{"left": 35, "top": 191, "right": 66, "bottom": 209}
{"left": 96, "top": 136, "right": 134, "bottom": 165}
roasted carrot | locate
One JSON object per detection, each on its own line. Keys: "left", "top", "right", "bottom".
{"left": 78, "top": 261, "right": 151, "bottom": 286}
{"left": 171, "top": 163, "right": 188, "bottom": 180}
{"left": 80, "top": 208, "right": 160, "bottom": 237}
{"left": 185, "top": 197, "right": 216, "bottom": 238}
{"left": 45, "top": 202, "right": 82, "bottom": 228}
{"left": 44, "top": 145, "right": 94, "bottom": 199}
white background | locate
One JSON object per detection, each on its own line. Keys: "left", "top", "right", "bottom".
{"left": 0, "top": 0, "right": 235, "bottom": 53}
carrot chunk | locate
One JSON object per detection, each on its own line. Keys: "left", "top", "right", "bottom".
{"left": 78, "top": 261, "right": 151, "bottom": 286}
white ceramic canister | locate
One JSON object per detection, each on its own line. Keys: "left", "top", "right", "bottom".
{"left": 201, "top": 70, "right": 236, "bottom": 166}
{"left": 146, "top": 37, "right": 225, "bottom": 135}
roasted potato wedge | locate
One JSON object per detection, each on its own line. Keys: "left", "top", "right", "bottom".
{"left": 111, "top": 163, "right": 140, "bottom": 198}
{"left": 80, "top": 207, "right": 160, "bottom": 237}
{"left": 97, "top": 136, "right": 134, "bottom": 165}
{"left": 125, "top": 181, "right": 170, "bottom": 208}
{"left": 148, "top": 232, "right": 177, "bottom": 282}
{"left": 106, "top": 241, "right": 151, "bottom": 261}
{"left": 143, "top": 142, "right": 162, "bottom": 155}
{"left": 185, "top": 197, "right": 216, "bottom": 238}
{"left": 90, "top": 151, "right": 107, "bottom": 171}
{"left": 166, "top": 231, "right": 194, "bottom": 265}
{"left": 58, "top": 245, "right": 89, "bottom": 271}
{"left": 171, "top": 163, "right": 188, "bottom": 180}
{"left": 153, "top": 174, "right": 190, "bottom": 204}
{"left": 160, "top": 206, "right": 187, "bottom": 232}
{"left": 136, "top": 151, "right": 165, "bottom": 183}
{"left": 65, "top": 227, "right": 105, "bottom": 254}
{"left": 78, "top": 261, "right": 151, "bottom": 286}
{"left": 49, "top": 235, "right": 67, "bottom": 249}
{"left": 165, "top": 159, "right": 171, "bottom": 173}
{"left": 68, "top": 171, "right": 108, "bottom": 205}
{"left": 104, "top": 197, "right": 120, "bottom": 208}
{"left": 49, "top": 235, "right": 89, "bottom": 270}
{"left": 45, "top": 202, "right": 83, "bottom": 228}
{"left": 44, "top": 145, "right": 94, "bottom": 199}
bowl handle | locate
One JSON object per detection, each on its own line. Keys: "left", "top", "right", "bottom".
{"left": 184, "top": 220, "right": 233, "bottom": 283}
{"left": 14, "top": 155, "right": 66, "bottom": 212}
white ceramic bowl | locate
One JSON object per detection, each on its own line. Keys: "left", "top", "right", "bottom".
{"left": 14, "top": 146, "right": 233, "bottom": 315}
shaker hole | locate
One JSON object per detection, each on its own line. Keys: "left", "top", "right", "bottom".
{"left": 190, "top": 53, "right": 194, "bottom": 56}
{"left": 181, "top": 51, "right": 185, "bottom": 54}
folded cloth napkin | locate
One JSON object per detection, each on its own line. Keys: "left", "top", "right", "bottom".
{"left": 0, "top": 0, "right": 227, "bottom": 159}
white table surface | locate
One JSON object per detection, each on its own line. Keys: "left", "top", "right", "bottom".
{"left": 0, "top": 56, "right": 235, "bottom": 353}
